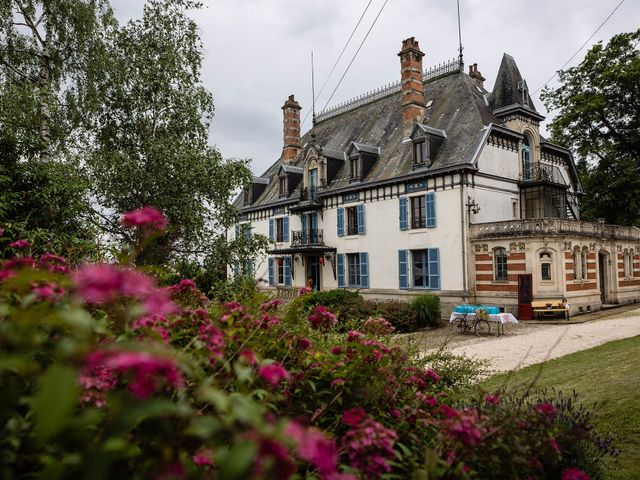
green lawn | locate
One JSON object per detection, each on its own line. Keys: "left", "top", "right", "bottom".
{"left": 483, "top": 335, "right": 640, "bottom": 480}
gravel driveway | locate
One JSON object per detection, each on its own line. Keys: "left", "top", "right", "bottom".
{"left": 407, "top": 307, "right": 640, "bottom": 373}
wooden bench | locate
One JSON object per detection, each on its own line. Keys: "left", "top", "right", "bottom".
{"left": 531, "top": 299, "right": 569, "bottom": 321}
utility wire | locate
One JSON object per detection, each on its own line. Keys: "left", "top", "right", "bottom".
{"left": 301, "top": 0, "right": 374, "bottom": 128}
{"left": 320, "top": 0, "right": 391, "bottom": 112}
{"left": 532, "top": 0, "right": 625, "bottom": 95}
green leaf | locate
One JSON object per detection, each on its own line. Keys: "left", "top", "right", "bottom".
{"left": 32, "top": 365, "right": 79, "bottom": 440}
{"left": 216, "top": 441, "right": 257, "bottom": 479}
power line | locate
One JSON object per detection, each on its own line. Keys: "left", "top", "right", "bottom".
{"left": 320, "top": 0, "right": 391, "bottom": 113}
{"left": 532, "top": 0, "right": 625, "bottom": 95}
{"left": 301, "top": 0, "right": 374, "bottom": 128}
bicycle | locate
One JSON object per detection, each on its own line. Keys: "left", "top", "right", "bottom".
{"left": 451, "top": 312, "right": 491, "bottom": 337}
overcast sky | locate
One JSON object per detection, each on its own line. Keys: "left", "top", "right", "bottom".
{"left": 110, "top": 0, "right": 638, "bottom": 176}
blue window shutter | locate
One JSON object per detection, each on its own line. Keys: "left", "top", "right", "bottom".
{"left": 284, "top": 257, "right": 292, "bottom": 286}
{"left": 337, "top": 208, "right": 345, "bottom": 237}
{"left": 426, "top": 192, "right": 436, "bottom": 228}
{"left": 398, "top": 250, "right": 408, "bottom": 289}
{"left": 235, "top": 224, "right": 240, "bottom": 239}
{"left": 233, "top": 262, "right": 240, "bottom": 277}
{"left": 246, "top": 258, "right": 254, "bottom": 276}
{"left": 243, "top": 224, "right": 252, "bottom": 240}
{"left": 337, "top": 254, "right": 345, "bottom": 288}
{"left": 301, "top": 214, "right": 307, "bottom": 237}
{"left": 428, "top": 248, "right": 440, "bottom": 290}
{"left": 399, "top": 197, "right": 408, "bottom": 231}
{"left": 268, "top": 218, "right": 274, "bottom": 241}
{"left": 283, "top": 216, "right": 289, "bottom": 242}
{"left": 360, "top": 252, "right": 369, "bottom": 288}
{"left": 268, "top": 257, "right": 275, "bottom": 286}
{"left": 357, "top": 204, "right": 365, "bottom": 235}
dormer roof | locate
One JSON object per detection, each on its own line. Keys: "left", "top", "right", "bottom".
{"left": 489, "top": 53, "right": 544, "bottom": 121}
{"left": 411, "top": 123, "right": 447, "bottom": 139}
{"left": 347, "top": 142, "right": 380, "bottom": 157}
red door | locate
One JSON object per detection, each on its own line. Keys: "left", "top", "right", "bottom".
{"left": 518, "top": 274, "right": 533, "bottom": 320}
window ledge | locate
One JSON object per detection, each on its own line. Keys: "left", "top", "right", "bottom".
{"left": 492, "top": 280, "right": 510, "bottom": 284}
{"left": 408, "top": 228, "right": 428, "bottom": 234}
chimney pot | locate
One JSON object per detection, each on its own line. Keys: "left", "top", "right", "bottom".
{"left": 468, "top": 62, "right": 486, "bottom": 89}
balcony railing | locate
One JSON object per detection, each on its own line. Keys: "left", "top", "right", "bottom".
{"left": 470, "top": 218, "right": 640, "bottom": 241}
{"left": 522, "top": 163, "right": 567, "bottom": 185}
{"left": 291, "top": 229, "right": 324, "bottom": 246}
{"left": 300, "top": 186, "right": 320, "bottom": 202}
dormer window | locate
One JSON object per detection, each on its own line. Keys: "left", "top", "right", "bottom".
{"left": 243, "top": 187, "right": 251, "bottom": 206}
{"left": 279, "top": 176, "right": 287, "bottom": 197}
{"left": 350, "top": 157, "right": 360, "bottom": 180}
{"left": 413, "top": 140, "right": 427, "bottom": 167}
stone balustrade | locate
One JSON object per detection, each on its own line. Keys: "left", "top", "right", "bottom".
{"left": 470, "top": 218, "right": 640, "bottom": 241}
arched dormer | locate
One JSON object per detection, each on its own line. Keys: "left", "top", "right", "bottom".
{"left": 346, "top": 141, "right": 380, "bottom": 183}
{"left": 409, "top": 124, "right": 446, "bottom": 170}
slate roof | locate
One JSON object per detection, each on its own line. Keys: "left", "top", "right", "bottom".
{"left": 235, "top": 69, "right": 505, "bottom": 210}
{"left": 489, "top": 53, "right": 544, "bottom": 120}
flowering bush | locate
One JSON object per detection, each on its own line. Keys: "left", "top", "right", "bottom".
{"left": 0, "top": 218, "right": 616, "bottom": 479}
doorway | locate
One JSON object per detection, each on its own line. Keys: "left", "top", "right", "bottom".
{"left": 307, "top": 255, "right": 321, "bottom": 291}
{"left": 598, "top": 250, "right": 610, "bottom": 304}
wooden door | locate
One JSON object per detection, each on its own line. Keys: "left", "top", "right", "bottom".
{"left": 518, "top": 274, "right": 533, "bottom": 320}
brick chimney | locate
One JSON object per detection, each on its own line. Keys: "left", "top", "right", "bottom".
{"left": 282, "top": 95, "right": 302, "bottom": 162}
{"left": 468, "top": 63, "right": 485, "bottom": 89}
{"left": 398, "top": 37, "right": 425, "bottom": 138}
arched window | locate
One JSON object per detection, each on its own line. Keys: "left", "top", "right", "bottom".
{"left": 581, "top": 247, "right": 588, "bottom": 280}
{"left": 572, "top": 247, "right": 580, "bottom": 280}
{"left": 494, "top": 247, "right": 508, "bottom": 281}
{"left": 624, "top": 249, "right": 632, "bottom": 278}
{"left": 521, "top": 135, "right": 532, "bottom": 180}
{"left": 540, "top": 252, "right": 552, "bottom": 281}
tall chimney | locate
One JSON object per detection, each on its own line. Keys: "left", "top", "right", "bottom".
{"left": 398, "top": 37, "right": 425, "bottom": 138}
{"left": 282, "top": 95, "right": 302, "bottom": 162}
{"left": 468, "top": 63, "right": 485, "bottom": 89}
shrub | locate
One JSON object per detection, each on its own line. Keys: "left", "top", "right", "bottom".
{"left": 411, "top": 293, "right": 442, "bottom": 328}
{"left": 364, "top": 299, "right": 417, "bottom": 332}
{"left": 293, "top": 289, "right": 365, "bottom": 325}
{"left": 0, "top": 214, "right": 617, "bottom": 479}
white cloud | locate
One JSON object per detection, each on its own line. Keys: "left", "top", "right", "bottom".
{"left": 111, "top": 0, "right": 639, "bottom": 175}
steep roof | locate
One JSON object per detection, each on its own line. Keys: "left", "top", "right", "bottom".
{"left": 489, "top": 53, "right": 540, "bottom": 116}
{"left": 236, "top": 69, "right": 501, "bottom": 210}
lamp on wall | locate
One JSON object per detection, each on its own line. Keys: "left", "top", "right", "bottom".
{"left": 466, "top": 196, "right": 481, "bottom": 215}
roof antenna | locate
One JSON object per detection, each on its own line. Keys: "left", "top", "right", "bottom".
{"left": 456, "top": 0, "right": 464, "bottom": 69}
{"left": 311, "top": 51, "right": 317, "bottom": 126}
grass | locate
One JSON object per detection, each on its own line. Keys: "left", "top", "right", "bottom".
{"left": 482, "top": 335, "right": 640, "bottom": 480}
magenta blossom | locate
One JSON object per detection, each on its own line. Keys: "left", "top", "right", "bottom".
{"left": 308, "top": 305, "right": 337, "bottom": 330}
{"left": 9, "top": 239, "right": 31, "bottom": 249}
{"left": 342, "top": 407, "right": 367, "bottom": 427}
{"left": 192, "top": 449, "right": 215, "bottom": 467}
{"left": 298, "top": 286, "right": 312, "bottom": 295}
{"left": 74, "top": 264, "right": 154, "bottom": 304}
{"left": 535, "top": 402, "right": 557, "bottom": 420}
{"left": 484, "top": 394, "right": 500, "bottom": 405}
{"left": 31, "top": 282, "right": 65, "bottom": 302}
{"left": 121, "top": 206, "right": 167, "bottom": 231}
{"left": 343, "top": 417, "right": 398, "bottom": 478}
{"left": 0, "top": 228, "right": 4, "bottom": 236}
{"left": 297, "top": 337, "right": 312, "bottom": 350}
{"left": 562, "top": 468, "right": 591, "bottom": 480}
{"left": 286, "top": 421, "right": 339, "bottom": 478}
{"left": 346, "top": 330, "right": 364, "bottom": 342}
{"left": 259, "top": 362, "right": 290, "bottom": 387}
{"left": 362, "top": 316, "right": 394, "bottom": 335}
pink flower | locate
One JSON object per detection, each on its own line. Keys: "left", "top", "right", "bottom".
{"left": 342, "top": 407, "right": 367, "bottom": 427}
{"left": 297, "top": 337, "right": 312, "bottom": 350}
{"left": 298, "top": 286, "right": 312, "bottom": 295}
{"left": 40, "top": 253, "right": 66, "bottom": 264}
{"left": 535, "top": 402, "right": 557, "bottom": 420}
{"left": 439, "top": 408, "right": 485, "bottom": 447}
{"left": 74, "top": 264, "right": 151, "bottom": 304}
{"left": 331, "top": 378, "right": 345, "bottom": 388}
{"left": 198, "top": 323, "right": 225, "bottom": 361}
{"left": 425, "top": 368, "right": 441, "bottom": 383}
{"left": 549, "top": 437, "right": 561, "bottom": 455}
{"left": 562, "top": 468, "right": 591, "bottom": 480}
{"left": 363, "top": 317, "right": 394, "bottom": 335}
{"left": 308, "top": 305, "right": 337, "bottom": 330}
{"left": 9, "top": 239, "right": 31, "bottom": 249}
{"left": 255, "top": 437, "right": 295, "bottom": 479}
{"left": 346, "top": 330, "right": 364, "bottom": 342}
{"left": 259, "top": 362, "right": 290, "bottom": 387}
{"left": 286, "top": 421, "right": 339, "bottom": 478}
{"left": 484, "top": 394, "right": 500, "bottom": 405}
{"left": 0, "top": 228, "right": 4, "bottom": 236}
{"left": 83, "top": 349, "right": 184, "bottom": 400}
{"left": 259, "top": 299, "right": 284, "bottom": 312}
{"left": 343, "top": 417, "right": 398, "bottom": 478}
{"left": 143, "top": 289, "right": 178, "bottom": 317}
{"left": 240, "top": 348, "right": 256, "bottom": 365}
{"left": 121, "top": 206, "right": 167, "bottom": 231}
{"left": 193, "top": 449, "right": 215, "bottom": 467}
{"left": 31, "top": 282, "right": 65, "bottom": 302}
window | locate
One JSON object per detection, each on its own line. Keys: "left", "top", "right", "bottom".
{"left": 412, "top": 250, "right": 429, "bottom": 288}
{"left": 413, "top": 140, "right": 427, "bottom": 166}
{"left": 573, "top": 247, "right": 580, "bottom": 280}
{"left": 279, "top": 177, "right": 287, "bottom": 197}
{"left": 350, "top": 158, "right": 359, "bottom": 179}
{"left": 275, "top": 218, "right": 284, "bottom": 242}
{"left": 512, "top": 199, "right": 519, "bottom": 219}
{"left": 347, "top": 253, "right": 361, "bottom": 287}
{"left": 581, "top": 247, "right": 588, "bottom": 280}
{"left": 411, "top": 195, "right": 426, "bottom": 229}
{"left": 521, "top": 135, "right": 532, "bottom": 180}
{"left": 624, "top": 250, "right": 632, "bottom": 278}
{"left": 346, "top": 207, "right": 358, "bottom": 235}
{"left": 540, "top": 252, "right": 552, "bottom": 281}
{"left": 241, "top": 223, "right": 251, "bottom": 241}
{"left": 277, "top": 258, "right": 284, "bottom": 285}
{"left": 494, "top": 247, "right": 508, "bottom": 281}
{"left": 243, "top": 187, "right": 251, "bottom": 206}
{"left": 521, "top": 185, "right": 567, "bottom": 219}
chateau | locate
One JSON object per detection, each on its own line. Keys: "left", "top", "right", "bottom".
{"left": 232, "top": 37, "right": 640, "bottom": 318}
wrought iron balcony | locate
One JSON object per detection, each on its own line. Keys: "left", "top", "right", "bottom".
{"left": 300, "top": 186, "right": 320, "bottom": 202}
{"left": 522, "top": 163, "right": 567, "bottom": 186}
{"left": 291, "top": 229, "right": 324, "bottom": 246}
